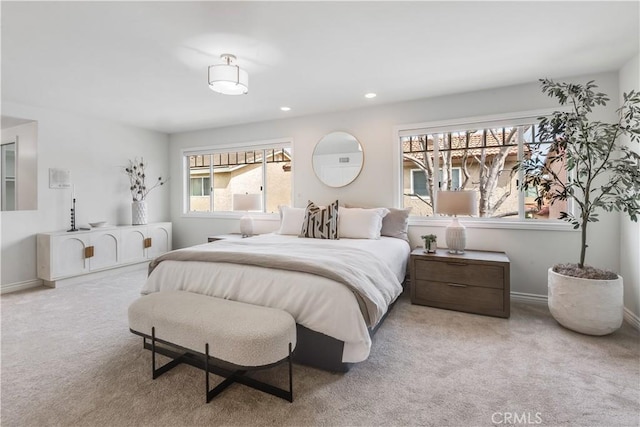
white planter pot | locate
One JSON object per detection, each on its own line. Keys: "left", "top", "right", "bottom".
{"left": 132, "top": 201, "right": 148, "bottom": 225}
{"left": 548, "top": 268, "right": 623, "bottom": 336}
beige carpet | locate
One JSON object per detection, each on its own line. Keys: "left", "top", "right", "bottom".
{"left": 1, "top": 269, "right": 638, "bottom": 427}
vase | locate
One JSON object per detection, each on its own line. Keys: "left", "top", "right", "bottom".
{"left": 548, "top": 268, "right": 623, "bottom": 336}
{"left": 132, "top": 201, "right": 148, "bottom": 225}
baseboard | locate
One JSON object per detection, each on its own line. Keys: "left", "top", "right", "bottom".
{"left": 623, "top": 308, "right": 640, "bottom": 331}
{"left": 1, "top": 278, "right": 44, "bottom": 295}
{"left": 510, "top": 291, "right": 547, "bottom": 305}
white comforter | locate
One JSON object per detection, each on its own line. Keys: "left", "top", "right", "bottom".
{"left": 141, "top": 234, "right": 410, "bottom": 363}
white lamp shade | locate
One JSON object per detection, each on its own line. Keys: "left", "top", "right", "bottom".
{"left": 232, "top": 193, "right": 261, "bottom": 211}
{"left": 436, "top": 190, "right": 477, "bottom": 216}
{"left": 208, "top": 64, "right": 248, "bottom": 95}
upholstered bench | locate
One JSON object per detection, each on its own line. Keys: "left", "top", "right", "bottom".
{"left": 128, "top": 291, "right": 297, "bottom": 402}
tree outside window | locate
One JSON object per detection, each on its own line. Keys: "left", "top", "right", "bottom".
{"left": 401, "top": 121, "right": 567, "bottom": 220}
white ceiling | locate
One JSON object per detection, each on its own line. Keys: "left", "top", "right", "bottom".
{"left": 2, "top": 1, "right": 638, "bottom": 134}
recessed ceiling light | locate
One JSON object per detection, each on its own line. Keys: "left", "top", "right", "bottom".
{"left": 364, "top": 93, "right": 377, "bottom": 99}
{"left": 280, "top": 106, "right": 291, "bottom": 111}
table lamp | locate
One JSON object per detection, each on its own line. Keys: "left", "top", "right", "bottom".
{"left": 436, "top": 190, "right": 477, "bottom": 254}
{"left": 232, "top": 193, "right": 261, "bottom": 237}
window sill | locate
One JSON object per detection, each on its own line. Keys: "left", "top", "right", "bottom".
{"left": 408, "top": 216, "right": 577, "bottom": 231}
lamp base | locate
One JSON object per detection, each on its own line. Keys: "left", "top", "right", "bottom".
{"left": 445, "top": 218, "right": 466, "bottom": 254}
{"left": 239, "top": 215, "right": 254, "bottom": 237}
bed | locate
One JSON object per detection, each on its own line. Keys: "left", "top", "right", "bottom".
{"left": 141, "top": 205, "right": 411, "bottom": 371}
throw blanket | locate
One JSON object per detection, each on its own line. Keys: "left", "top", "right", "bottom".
{"left": 148, "top": 240, "right": 402, "bottom": 327}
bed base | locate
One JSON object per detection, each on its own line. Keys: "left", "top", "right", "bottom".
{"left": 292, "top": 292, "right": 401, "bottom": 372}
{"left": 293, "top": 324, "right": 350, "bottom": 372}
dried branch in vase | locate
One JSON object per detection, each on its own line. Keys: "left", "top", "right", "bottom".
{"left": 124, "top": 158, "right": 167, "bottom": 202}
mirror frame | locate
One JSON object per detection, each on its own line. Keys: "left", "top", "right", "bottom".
{"left": 312, "top": 131, "right": 364, "bottom": 188}
{"left": 1, "top": 116, "right": 38, "bottom": 211}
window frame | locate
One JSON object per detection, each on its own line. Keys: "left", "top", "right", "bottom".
{"left": 181, "top": 138, "right": 293, "bottom": 218}
{"left": 393, "top": 109, "right": 575, "bottom": 231}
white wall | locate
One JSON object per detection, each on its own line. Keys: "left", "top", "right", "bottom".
{"left": 169, "top": 71, "right": 623, "bottom": 298}
{"left": 619, "top": 53, "right": 640, "bottom": 320}
{"left": 0, "top": 102, "right": 170, "bottom": 289}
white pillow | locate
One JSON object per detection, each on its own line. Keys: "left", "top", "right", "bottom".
{"left": 338, "top": 207, "right": 389, "bottom": 239}
{"left": 277, "top": 206, "right": 307, "bottom": 235}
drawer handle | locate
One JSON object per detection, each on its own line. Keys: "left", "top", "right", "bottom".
{"left": 447, "top": 283, "right": 467, "bottom": 288}
{"left": 446, "top": 262, "right": 468, "bottom": 267}
{"left": 84, "top": 246, "right": 94, "bottom": 259}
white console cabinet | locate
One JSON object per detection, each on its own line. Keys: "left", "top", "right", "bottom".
{"left": 37, "top": 222, "right": 172, "bottom": 287}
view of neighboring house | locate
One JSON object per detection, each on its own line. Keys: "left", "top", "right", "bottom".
{"left": 188, "top": 148, "right": 292, "bottom": 214}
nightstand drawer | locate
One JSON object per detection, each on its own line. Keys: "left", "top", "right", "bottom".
{"left": 413, "top": 280, "right": 504, "bottom": 313}
{"left": 414, "top": 259, "right": 504, "bottom": 289}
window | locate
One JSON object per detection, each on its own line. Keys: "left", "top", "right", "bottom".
{"left": 411, "top": 168, "right": 461, "bottom": 197}
{"left": 399, "top": 113, "right": 568, "bottom": 220}
{"left": 184, "top": 141, "right": 292, "bottom": 214}
{"left": 189, "top": 177, "right": 210, "bottom": 197}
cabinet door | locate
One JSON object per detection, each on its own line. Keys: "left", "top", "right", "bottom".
{"left": 121, "top": 228, "right": 147, "bottom": 264}
{"left": 146, "top": 224, "right": 170, "bottom": 259}
{"left": 89, "top": 230, "right": 120, "bottom": 271}
{"left": 52, "top": 235, "right": 90, "bottom": 278}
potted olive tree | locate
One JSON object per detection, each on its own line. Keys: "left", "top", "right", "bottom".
{"left": 516, "top": 79, "right": 640, "bottom": 335}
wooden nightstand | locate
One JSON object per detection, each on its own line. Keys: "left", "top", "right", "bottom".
{"left": 409, "top": 248, "right": 510, "bottom": 318}
{"left": 207, "top": 233, "right": 248, "bottom": 243}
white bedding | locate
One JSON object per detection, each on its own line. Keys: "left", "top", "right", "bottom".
{"left": 141, "top": 234, "right": 410, "bottom": 363}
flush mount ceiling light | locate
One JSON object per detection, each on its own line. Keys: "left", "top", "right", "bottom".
{"left": 208, "top": 54, "right": 248, "bottom": 95}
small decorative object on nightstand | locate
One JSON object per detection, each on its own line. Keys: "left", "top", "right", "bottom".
{"left": 409, "top": 248, "right": 510, "bottom": 318}
{"left": 421, "top": 234, "right": 437, "bottom": 253}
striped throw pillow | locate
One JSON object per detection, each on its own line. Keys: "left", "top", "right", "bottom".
{"left": 299, "top": 200, "right": 339, "bottom": 239}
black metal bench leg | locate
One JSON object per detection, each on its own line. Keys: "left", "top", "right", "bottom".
{"left": 150, "top": 326, "right": 185, "bottom": 379}
{"left": 288, "top": 342, "right": 293, "bottom": 403}
{"left": 205, "top": 343, "right": 209, "bottom": 402}
{"left": 141, "top": 331, "right": 294, "bottom": 403}
{"left": 204, "top": 342, "right": 294, "bottom": 403}
{"left": 152, "top": 327, "right": 156, "bottom": 378}
{"left": 205, "top": 342, "right": 239, "bottom": 403}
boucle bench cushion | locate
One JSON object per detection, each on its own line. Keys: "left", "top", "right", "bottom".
{"left": 128, "top": 291, "right": 297, "bottom": 367}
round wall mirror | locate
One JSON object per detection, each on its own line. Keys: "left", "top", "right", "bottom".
{"left": 312, "top": 131, "right": 363, "bottom": 188}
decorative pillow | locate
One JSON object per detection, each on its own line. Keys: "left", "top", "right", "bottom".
{"left": 344, "top": 204, "right": 411, "bottom": 242}
{"left": 338, "top": 207, "right": 389, "bottom": 239}
{"left": 380, "top": 207, "right": 411, "bottom": 242}
{"left": 277, "top": 206, "right": 307, "bottom": 235}
{"left": 299, "top": 200, "right": 339, "bottom": 239}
